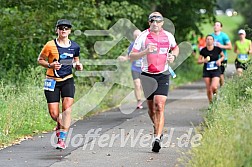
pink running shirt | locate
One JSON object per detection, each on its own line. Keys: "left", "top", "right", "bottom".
{"left": 132, "top": 28, "right": 177, "bottom": 74}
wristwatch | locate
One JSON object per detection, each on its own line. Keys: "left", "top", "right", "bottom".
{"left": 47, "top": 63, "right": 51, "bottom": 68}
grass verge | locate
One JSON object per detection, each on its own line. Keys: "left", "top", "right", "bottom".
{"left": 183, "top": 63, "right": 252, "bottom": 167}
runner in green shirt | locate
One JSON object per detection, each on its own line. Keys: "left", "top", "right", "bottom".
{"left": 234, "top": 29, "right": 252, "bottom": 76}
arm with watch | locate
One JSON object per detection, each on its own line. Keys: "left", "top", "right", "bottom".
{"left": 37, "top": 54, "right": 61, "bottom": 70}
{"left": 167, "top": 53, "right": 177, "bottom": 78}
{"left": 73, "top": 57, "right": 83, "bottom": 71}
{"left": 167, "top": 46, "right": 179, "bottom": 78}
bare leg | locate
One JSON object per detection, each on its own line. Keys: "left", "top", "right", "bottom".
{"left": 220, "top": 74, "right": 224, "bottom": 87}
{"left": 134, "top": 78, "right": 143, "bottom": 108}
{"left": 236, "top": 68, "right": 243, "bottom": 76}
{"left": 211, "top": 77, "right": 220, "bottom": 95}
{"left": 61, "top": 97, "right": 74, "bottom": 132}
{"left": 48, "top": 102, "right": 62, "bottom": 128}
{"left": 153, "top": 95, "right": 167, "bottom": 137}
{"left": 133, "top": 78, "right": 142, "bottom": 101}
{"left": 204, "top": 77, "right": 212, "bottom": 103}
{"left": 147, "top": 100, "right": 155, "bottom": 124}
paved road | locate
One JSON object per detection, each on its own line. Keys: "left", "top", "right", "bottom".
{"left": 0, "top": 65, "right": 235, "bottom": 167}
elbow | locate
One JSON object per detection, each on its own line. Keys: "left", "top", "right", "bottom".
{"left": 37, "top": 59, "right": 42, "bottom": 65}
{"left": 37, "top": 57, "right": 44, "bottom": 66}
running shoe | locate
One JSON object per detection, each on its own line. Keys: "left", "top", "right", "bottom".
{"left": 152, "top": 134, "right": 163, "bottom": 153}
{"left": 56, "top": 139, "right": 66, "bottom": 149}
{"left": 136, "top": 101, "right": 143, "bottom": 109}
{"left": 152, "top": 138, "right": 161, "bottom": 153}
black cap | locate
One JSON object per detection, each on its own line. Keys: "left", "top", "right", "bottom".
{"left": 56, "top": 19, "right": 72, "bottom": 28}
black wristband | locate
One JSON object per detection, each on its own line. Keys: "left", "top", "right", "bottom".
{"left": 47, "top": 63, "right": 51, "bottom": 68}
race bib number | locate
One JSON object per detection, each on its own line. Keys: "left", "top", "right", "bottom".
{"left": 238, "top": 54, "right": 248, "bottom": 61}
{"left": 44, "top": 79, "right": 56, "bottom": 91}
{"left": 159, "top": 48, "right": 168, "bottom": 54}
{"left": 206, "top": 61, "right": 218, "bottom": 70}
{"left": 135, "top": 59, "right": 142, "bottom": 67}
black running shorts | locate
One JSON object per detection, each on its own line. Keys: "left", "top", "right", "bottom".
{"left": 44, "top": 78, "right": 75, "bottom": 103}
{"left": 203, "top": 69, "right": 221, "bottom": 78}
{"left": 220, "top": 60, "right": 227, "bottom": 74}
{"left": 235, "top": 59, "right": 249, "bottom": 70}
{"left": 140, "top": 71, "right": 170, "bottom": 100}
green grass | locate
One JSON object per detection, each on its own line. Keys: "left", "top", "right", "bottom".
{"left": 182, "top": 63, "right": 252, "bottom": 166}
{"left": 0, "top": 67, "right": 55, "bottom": 148}
{"left": 199, "top": 14, "right": 244, "bottom": 63}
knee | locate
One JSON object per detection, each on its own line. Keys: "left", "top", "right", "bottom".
{"left": 49, "top": 111, "right": 59, "bottom": 121}
{"left": 206, "top": 88, "right": 212, "bottom": 94}
{"left": 211, "top": 85, "right": 218, "bottom": 92}
{"left": 63, "top": 105, "right": 72, "bottom": 114}
{"left": 155, "top": 102, "right": 165, "bottom": 112}
{"left": 62, "top": 99, "right": 73, "bottom": 113}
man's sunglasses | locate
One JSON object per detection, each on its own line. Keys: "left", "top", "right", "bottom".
{"left": 148, "top": 15, "right": 163, "bottom": 23}
{"left": 58, "top": 26, "right": 71, "bottom": 31}
{"left": 149, "top": 19, "right": 163, "bottom": 23}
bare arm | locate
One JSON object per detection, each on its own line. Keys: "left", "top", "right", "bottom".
{"left": 197, "top": 55, "right": 205, "bottom": 64}
{"left": 117, "top": 54, "right": 129, "bottom": 62}
{"left": 249, "top": 42, "right": 252, "bottom": 54}
{"left": 130, "top": 43, "right": 159, "bottom": 60}
{"left": 129, "top": 49, "right": 148, "bottom": 61}
{"left": 217, "top": 41, "right": 232, "bottom": 50}
{"left": 171, "top": 46, "right": 179, "bottom": 57}
{"left": 73, "top": 57, "right": 83, "bottom": 71}
{"left": 167, "top": 46, "right": 179, "bottom": 63}
{"left": 37, "top": 54, "right": 61, "bottom": 70}
{"left": 216, "top": 51, "right": 225, "bottom": 66}
{"left": 37, "top": 54, "right": 49, "bottom": 68}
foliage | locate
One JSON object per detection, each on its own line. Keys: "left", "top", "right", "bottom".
{"left": 216, "top": 0, "right": 235, "bottom": 10}
{"left": 0, "top": 0, "right": 217, "bottom": 79}
{"left": 0, "top": 0, "right": 145, "bottom": 81}
{"left": 234, "top": 0, "right": 252, "bottom": 37}
{"left": 184, "top": 61, "right": 252, "bottom": 166}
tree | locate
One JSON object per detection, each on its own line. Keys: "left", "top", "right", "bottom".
{"left": 0, "top": 0, "right": 144, "bottom": 80}
{"left": 0, "top": 0, "right": 217, "bottom": 81}
{"left": 234, "top": 0, "right": 252, "bottom": 37}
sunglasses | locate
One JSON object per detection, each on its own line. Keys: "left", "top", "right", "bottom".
{"left": 148, "top": 15, "right": 163, "bottom": 23}
{"left": 58, "top": 26, "right": 71, "bottom": 31}
{"left": 149, "top": 19, "right": 163, "bottom": 23}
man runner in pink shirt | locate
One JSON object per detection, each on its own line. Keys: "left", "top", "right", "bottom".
{"left": 130, "top": 12, "right": 179, "bottom": 153}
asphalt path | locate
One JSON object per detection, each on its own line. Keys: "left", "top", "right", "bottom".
{"left": 0, "top": 64, "right": 235, "bottom": 167}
